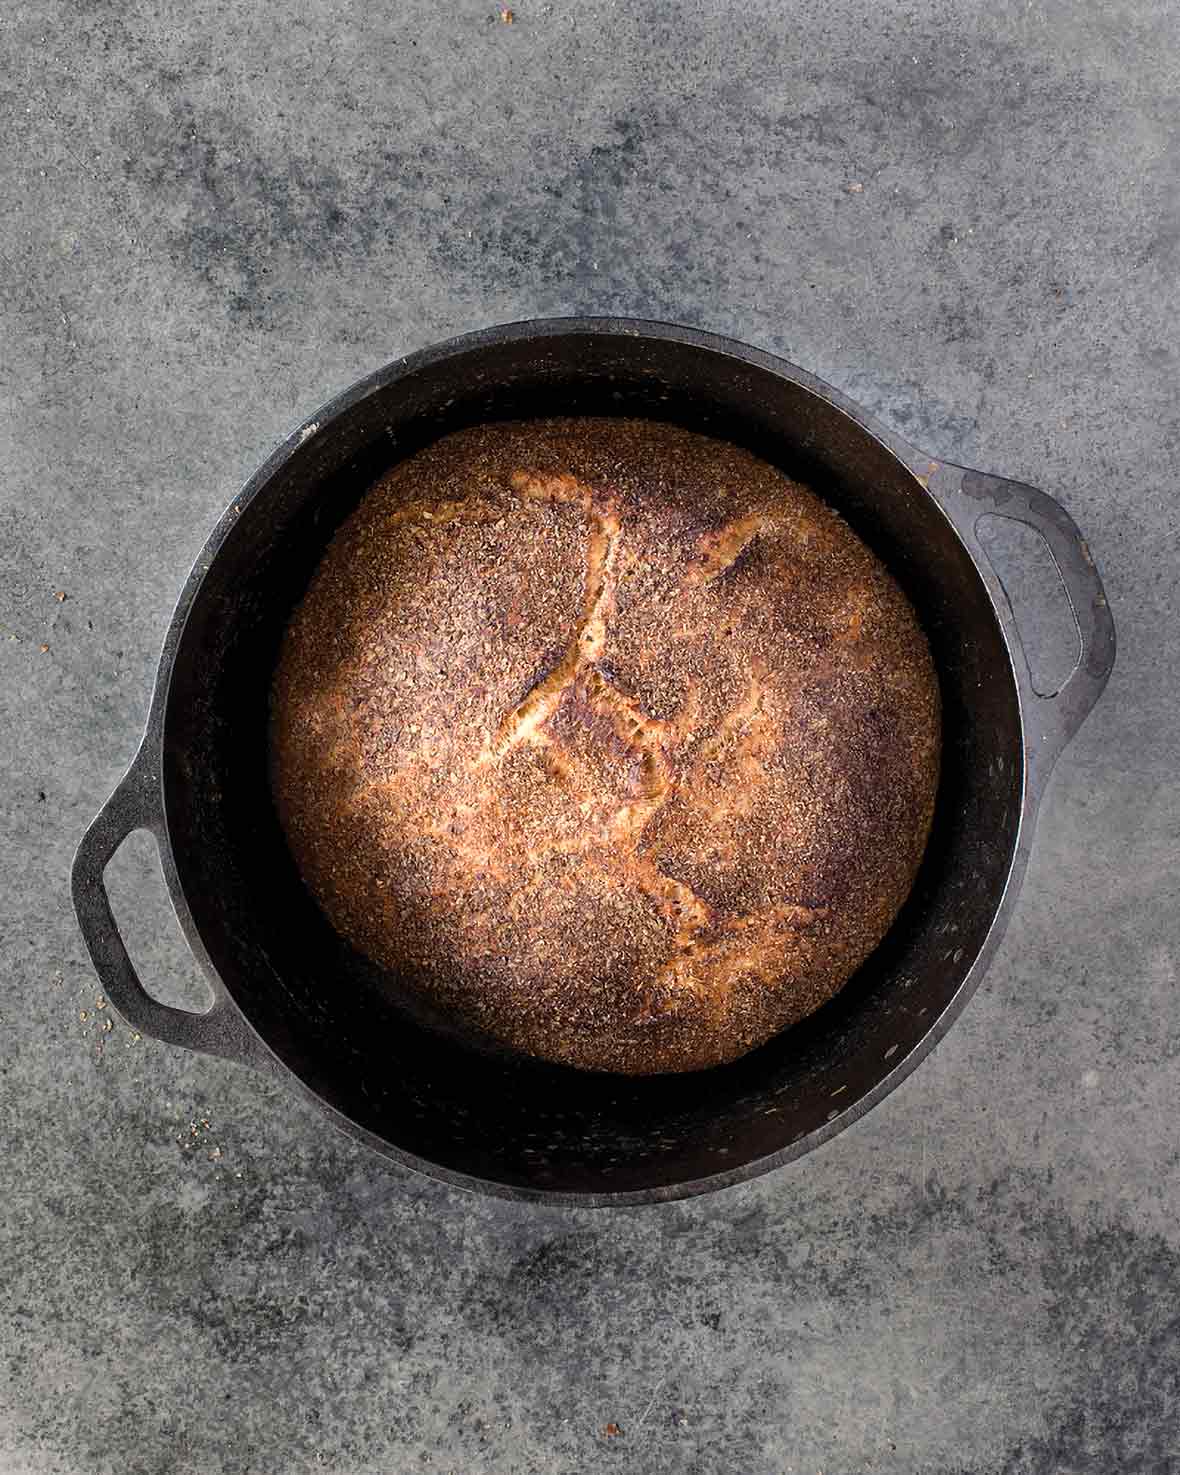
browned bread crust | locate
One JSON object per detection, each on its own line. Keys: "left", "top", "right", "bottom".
{"left": 270, "top": 418, "right": 940, "bottom": 1074}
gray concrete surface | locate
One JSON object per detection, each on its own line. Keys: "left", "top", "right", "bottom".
{"left": 2, "top": 0, "right": 1178, "bottom": 1470}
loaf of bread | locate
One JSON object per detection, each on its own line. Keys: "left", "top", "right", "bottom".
{"left": 271, "top": 418, "right": 940, "bottom": 1074}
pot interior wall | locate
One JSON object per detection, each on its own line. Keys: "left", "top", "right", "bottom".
{"left": 162, "top": 331, "right": 1023, "bottom": 1197}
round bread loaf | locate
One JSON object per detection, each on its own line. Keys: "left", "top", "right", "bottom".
{"left": 271, "top": 418, "right": 940, "bottom": 1074}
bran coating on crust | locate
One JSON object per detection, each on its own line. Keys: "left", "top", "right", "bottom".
{"left": 270, "top": 418, "right": 941, "bottom": 1074}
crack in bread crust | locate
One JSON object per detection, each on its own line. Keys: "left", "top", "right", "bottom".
{"left": 488, "top": 474, "right": 720, "bottom": 955}
{"left": 683, "top": 509, "right": 765, "bottom": 585}
{"left": 492, "top": 473, "right": 622, "bottom": 757}
{"left": 492, "top": 489, "right": 834, "bottom": 997}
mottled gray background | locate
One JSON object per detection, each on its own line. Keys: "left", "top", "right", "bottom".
{"left": 2, "top": 0, "right": 1178, "bottom": 1471}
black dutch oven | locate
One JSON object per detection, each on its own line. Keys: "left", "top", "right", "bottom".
{"left": 71, "top": 319, "right": 1115, "bottom": 1205}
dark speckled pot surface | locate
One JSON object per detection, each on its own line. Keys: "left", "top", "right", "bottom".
{"left": 73, "top": 319, "right": 1113, "bottom": 1204}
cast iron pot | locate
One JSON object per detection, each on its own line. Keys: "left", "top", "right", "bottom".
{"left": 72, "top": 319, "right": 1115, "bottom": 1205}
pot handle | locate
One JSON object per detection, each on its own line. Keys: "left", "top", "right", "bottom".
{"left": 929, "top": 464, "right": 1116, "bottom": 783}
{"left": 71, "top": 744, "right": 271, "bottom": 1068}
